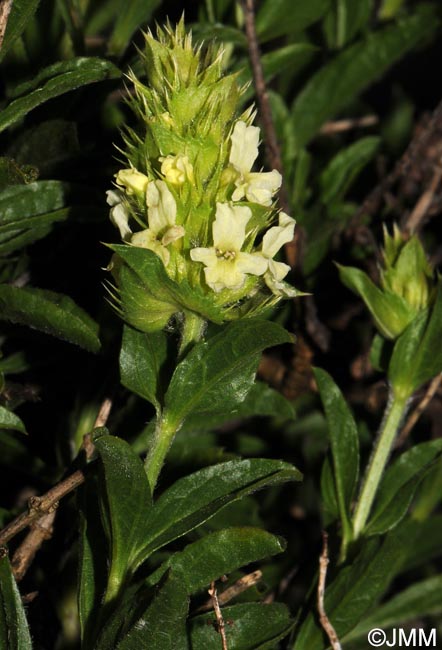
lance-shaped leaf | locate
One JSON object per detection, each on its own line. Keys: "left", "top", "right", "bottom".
{"left": 132, "top": 458, "right": 301, "bottom": 566}
{"left": 107, "top": 0, "right": 162, "bottom": 56}
{"left": 146, "top": 527, "right": 286, "bottom": 591}
{"left": 0, "top": 58, "right": 120, "bottom": 133}
{"left": 164, "top": 319, "right": 291, "bottom": 429}
{"left": 0, "top": 552, "right": 32, "bottom": 650}
{"left": 0, "top": 407, "right": 26, "bottom": 434}
{"left": 119, "top": 325, "right": 169, "bottom": 412}
{"left": 365, "top": 439, "right": 442, "bottom": 535}
{"left": 291, "top": 6, "right": 440, "bottom": 150}
{"left": 191, "top": 603, "right": 294, "bottom": 650}
{"left": 93, "top": 431, "right": 152, "bottom": 601}
{"left": 314, "top": 368, "right": 359, "bottom": 539}
{"left": 0, "top": 0, "right": 40, "bottom": 63}
{"left": 0, "top": 286, "right": 100, "bottom": 353}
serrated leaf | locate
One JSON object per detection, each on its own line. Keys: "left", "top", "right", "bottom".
{"left": 147, "top": 527, "right": 286, "bottom": 593}
{"left": 164, "top": 319, "right": 291, "bottom": 429}
{"left": 345, "top": 575, "right": 442, "bottom": 643}
{"left": 0, "top": 0, "right": 40, "bottom": 63}
{"left": 107, "top": 0, "right": 162, "bottom": 56}
{"left": 0, "top": 553, "right": 32, "bottom": 649}
{"left": 320, "top": 137, "right": 380, "bottom": 205}
{"left": 365, "top": 439, "right": 442, "bottom": 535}
{"left": 256, "top": 0, "right": 330, "bottom": 42}
{"left": 0, "top": 58, "right": 120, "bottom": 133}
{"left": 93, "top": 432, "right": 152, "bottom": 601}
{"left": 314, "top": 368, "right": 359, "bottom": 538}
{"left": 132, "top": 458, "right": 301, "bottom": 566}
{"left": 291, "top": 7, "right": 440, "bottom": 150}
{"left": 389, "top": 282, "right": 442, "bottom": 398}
{"left": 191, "top": 602, "right": 293, "bottom": 650}
{"left": 0, "top": 286, "right": 101, "bottom": 352}
{"left": 119, "top": 325, "right": 169, "bottom": 412}
{"left": 0, "top": 407, "right": 26, "bottom": 433}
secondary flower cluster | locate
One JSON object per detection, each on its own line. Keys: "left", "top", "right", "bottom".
{"left": 107, "top": 22, "right": 300, "bottom": 332}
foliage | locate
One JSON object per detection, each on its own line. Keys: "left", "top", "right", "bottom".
{"left": 0, "top": 1, "right": 441, "bottom": 649}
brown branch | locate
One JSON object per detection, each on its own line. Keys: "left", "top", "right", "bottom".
{"left": 239, "top": 0, "right": 302, "bottom": 270}
{"left": 395, "top": 374, "right": 442, "bottom": 449}
{"left": 0, "top": 397, "right": 112, "bottom": 547}
{"left": 403, "top": 165, "right": 442, "bottom": 234}
{"left": 208, "top": 581, "right": 229, "bottom": 650}
{"left": 317, "top": 532, "right": 342, "bottom": 650}
{"left": 11, "top": 511, "right": 56, "bottom": 581}
{"left": 197, "top": 570, "right": 262, "bottom": 613}
{"left": 319, "top": 115, "right": 378, "bottom": 135}
{"left": 0, "top": 0, "right": 13, "bottom": 51}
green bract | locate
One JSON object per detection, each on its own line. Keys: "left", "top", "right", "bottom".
{"left": 106, "top": 20, "right": 300, "bottom": 332}
{"left": 338, "top": 225, "right": 436, "bottom": 340}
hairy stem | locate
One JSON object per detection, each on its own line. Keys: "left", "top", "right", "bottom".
{"left": 352, "top": 390, "right": 409, "bottom": 538}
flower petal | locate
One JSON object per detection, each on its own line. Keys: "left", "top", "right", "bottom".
{"left": 109, "top": 203, "right": 132, "bottom": 240}
{"left": 115, "top": 168, "right": 149, "bottom": 194}
{"left": 236, "top": 252, "right": 268, "bottom": 277}
{"left": 262, "top": 212, "right": 296, "bottom": 259}
{"left": 244, "top": 170, "right": 282, "bottom": 206}
{"left": 131, "top": 229, "right": 170, "bottom": 266}
{"left": 268, "top": 258, "right": 290, "bottom": 282}
{"left": 162, "top": 225, "right": 185, "bottom": 246}
{"left": 212, "top": 203, "right": 251, "bottom": 251}
{"left": 204, "top": 259, "right": 246, "bottom": 292}
{"left": 229, "top": 121, "right": 260, "bottom": 174}
{"left": 190, "top": 247, "right": 218, "bottom": 267}
{"left": 146, "top": 180, "right": 177, "bottom": 234}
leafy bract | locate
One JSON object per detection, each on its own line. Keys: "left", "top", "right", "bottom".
{"left": 0, "top": 553, "right": 32, "bottom": 650}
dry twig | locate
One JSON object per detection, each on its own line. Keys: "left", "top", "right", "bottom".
{"left": 403, "top": 165, "right": 442, "bottom": 234}
{"left": 197, "top": 570, "right": 262, "bottom": 613}
{"left": 0, "top": 0, "right": 13, "bottom": 51}
{"left": 317, "top": 532, "right": 342, "bottom": 650}
{"left": 0, "top": 397, "right": 112, "bottom": 547}
{"left": 319, "top": 115, "right": 378, "bottom": 135}
{"left": 395, "top": 374, "right": 442, "bottom": 448}
{"left": 12, "top": 511, "right": 56, "bottom": 581}
{"left": 208, "top": 581, "right": 229, "bottom": 650}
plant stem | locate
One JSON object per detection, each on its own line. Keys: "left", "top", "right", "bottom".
{"left": 178, "top": 311, "right": 205, "bottom": 358}
{"left": 352, "top": 390, "right": 409, "bottom": 539}
{"left": 145, "top": 312, "right": 205, "bottom": 491}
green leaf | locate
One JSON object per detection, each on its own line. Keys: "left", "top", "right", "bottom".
{"left": 93, "top": 432, "right": 152, "bottom": 600}
{"left": 164, "top": 319, "right": 291, "bottom": 429}
{"left": 320, "top": 137, "right": 380, "bottom": 205}
{"left": 182, "top": 381, "right": 296, "bottom": 433}
{"left": 365, "top": 439, "right": 442, "bottom": 535}
{"left": 0, "top": 180, "right": 72, "bottom": 253}
{"left": 323, "top": 0, "right": 372, "bottom": 49}
{"left": 314, "top": 368, "right": 359, "bottom": 538}
{"left": 107, "top": 0, "right": 162, "bottom": 56}
{"left": 119, "top": 325, "right": 169, "bottom": 412}
{"left": 389, "top": 282, "right": 442, "bottom": 398}
{"left": 345, "top": 575, "right": 442, "bottom": 643}
{"left": 338, "top": 264, "right": 413, "bottom": 339}
{"left": 0, "top": 406, "right": 26, "bottom": 433}
{"left": 116, "top": 571, "right": 189, "bottom": 650}
{"left": 133, "top": 458, "right": 301, "bottom": 565}
{"left": 0, "top": 286, "right": 101, "bottom": 353}
{"left": 0, "top": 58, "right": 120, "bottom": 134}
{"left": 191, "top": 603, "right": 294, "bottom": 650}
{"left": 0, "top": 552, "right": 32, "bottom": 649}
{"left": 291, "top": 7, "right": 440, "bottom": 150}
{"left": 401, "top": 516, "right": 442, "bottom": 572}
{"left": 0, "top": 0, "right": 40, "bottom": 63}
{"left": 293, "top": 520, "right": 420, "bottom": 649}
{"left": 147, "top": 527, "right": 286, "bottom": 592}
{"left": 256, "top": 0, "right": 330, "bottom": 42}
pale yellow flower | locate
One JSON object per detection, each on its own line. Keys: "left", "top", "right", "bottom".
{"left": 261, "top": 212, "right": 297, "bottom": 297}
{"left": 160, "top": 154, "right": 194, "bottom": 185}
{"left": 229, "top": 121, "right": 282, "bottom": 206}
{"left": 190, "top": 203, "right": 267, "bottom": 292}
{"left": 131, "top": 180, "right": 184, "bottom": 266}
{"left": 106, "top": 190, "right": 132, "bottom": 241}
{"left": 115, "top": 168, "right": 149, "bottom": 195}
